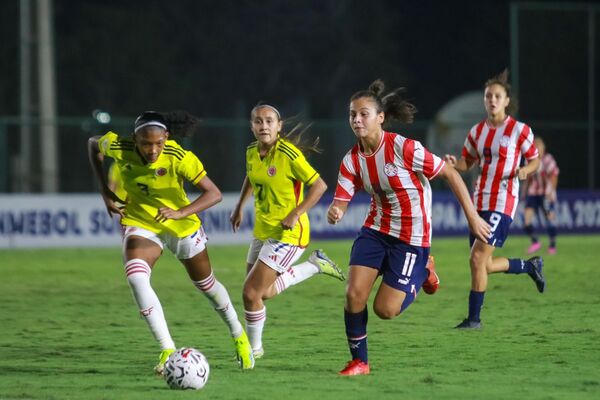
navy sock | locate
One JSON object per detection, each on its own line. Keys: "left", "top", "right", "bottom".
{"left": 468, "top": 290, "right": 485, "bottom": 322}
{"left": 524, "top": 224, "right": 537, "bottom": 242}
{"left": 344, "top": 308, "right": 368, "bottom": 363}
{"left": 547, "top": 226, "right": 557, "bottom": 247}
{"left": 506, "top": 258, "right": 532, "bottom": 274}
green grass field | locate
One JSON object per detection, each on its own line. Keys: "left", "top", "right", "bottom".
{"left": 1, "top": 235, "right": 599, "bottom": 400}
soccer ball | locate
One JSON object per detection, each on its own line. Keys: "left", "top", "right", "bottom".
{"left": 164, "top": 347, "right": 210, "bottom": 390}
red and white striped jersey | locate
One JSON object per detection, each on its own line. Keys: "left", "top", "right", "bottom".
{"left": 462, "top": 116, "right": 538, "bottom": 218}
{"left": 527, "top": 153, "right": 559, "bottom": 196}
{"left": 334, "top": 131, "right": 445, "bottom": 248}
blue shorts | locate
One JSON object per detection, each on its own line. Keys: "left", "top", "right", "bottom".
{"left": 349, "top": 227, "right": 429, "bottom": 308}
{"left": 525, "top": 195, "right": 555, "bottom": 214}
{"left": 469, "top": 211, "right": 512, "bottom": 248}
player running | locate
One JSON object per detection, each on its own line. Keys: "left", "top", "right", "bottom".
{"left": 230, "top": 104, "right": 345, "bottom": 359}
{"left": 444, "top": 69, "right": 546, "bottom": 330}
{"left": 327, "top": 80, "right": 490, "bottom": 375}
{"left": 523, "top": 136, "right": 560, "bottom": 254}
{"left": 88, "top": 110, "right": 254, "bottom": 374}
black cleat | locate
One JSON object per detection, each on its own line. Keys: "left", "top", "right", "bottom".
{"left": 454, "top": 318, "right": 482, "bottom": 329}
{"left": 527, "top": 256, "right": 545, "bottom": 293}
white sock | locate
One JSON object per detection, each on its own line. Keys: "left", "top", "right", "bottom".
{"left": 274, "top": 261, "right": 319, "bottom": 294}
{"left": 125, "top": 259, "right": 175, "bottom": 350}
{"left": 194, "top": 272, "right": 243, "bottom": 338}
{"left": 244, "top": 307, "right": 266, "bottom": 351}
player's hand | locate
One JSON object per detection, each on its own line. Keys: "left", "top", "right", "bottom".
{"left": 516, "top": 167, "right": 529, "bottom": 180}
{"left": 230, "top": 208, "right": 243, "bottom": 232}
{"left": 103, "top": 198, "right": 125, "bottom": 218}
{"left": 327, "top": 205, "right": 344, "bottom": 225}
{"left": 443, "top": 154, "right": 457, "bottom": 167}
{"left": 468, "top": 215, "right": 492, "bottom": 243}
{"left": 156, "top": 207, "right": 184, "bottom": 222}
{"left": 281, "top": 212, "right": 300, "bottom": 230}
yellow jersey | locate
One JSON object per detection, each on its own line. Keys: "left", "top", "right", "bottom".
{"left": 98, "top": 131, "right": 206, "bottom": 237}
{"left": 246, "top": 138, "right": 319, "bottom": 247}
{"left": 108, "top": 162, "right": 128, "bottom": 202}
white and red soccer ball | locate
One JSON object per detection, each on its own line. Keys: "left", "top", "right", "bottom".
{"left": 164, "top": 347, "right": 210, "bottom": 390}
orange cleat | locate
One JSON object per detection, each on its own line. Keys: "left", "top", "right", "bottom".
{"left": 339, "top": 359, "right": 370, "bottom": 376}
{"left": 422, "top": 255, "right": 439, "bottom": 295}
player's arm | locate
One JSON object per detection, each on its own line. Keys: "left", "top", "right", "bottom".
{"left": 436, "top": 163, "right": 490, "bottom": 242}
{"left": 87, "top": 136, "right": 125, "bottom": 218}
{"left": 156, "top": 176, "right": 222, "bottom": 222}
{"left": 230, "top": 175, "right": 253, "bottom": 232}
{"left": 444, "top": 154, "right": 475, "bottom": 172}
{"left": 517, "top": 156, "right": 540, "bottom": 180}
{"left": 327, "top": 199, "right": 349, "bottom": 225}
{"left": 281, "top": 177, "right": 327, "bottom": 230}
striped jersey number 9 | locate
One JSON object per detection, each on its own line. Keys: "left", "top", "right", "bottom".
{"left": 483, "top": 147, "right": 492, "bottom": 164}
{"left": 398, "top": 252, "right": 417, "bottom": 285}
{"left": 489, "top": 212, "right": 502, "bottom": 233}
{"left": 255, "top": 183, "right": 265, "bottom": 201}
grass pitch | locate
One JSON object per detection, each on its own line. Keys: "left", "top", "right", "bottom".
{"left": 1, "top": 235, "right": 599, "bottom": 399}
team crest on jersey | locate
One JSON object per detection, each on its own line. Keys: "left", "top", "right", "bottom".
{"left": 155, "top": 167, "right": 167, "bottom": 177}
{"left": 384, "top": 163, "right": 398, "bottom": 177}
{"left": 500, "top": 136, "right": 511, "bottom": 147}
{"left": 267, "top": 166, "right": 277, "bottom": 177}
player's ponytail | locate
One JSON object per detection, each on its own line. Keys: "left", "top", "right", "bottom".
{"left": 485, "top": 69, "right": 518, "bottom": 116}
{"left": 350, "top": 79, "right": 417, "bottom": 126}
{"left": 161, "top": 111, "right": 201, "bottom": 137}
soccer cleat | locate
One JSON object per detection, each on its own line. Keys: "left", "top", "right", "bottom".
{"left": 527, "top": 256, "right": 546, "bottom": 293}
{"left": 309, "top": 249, "right": 346, "bottom": 281}
{"left": 527, "top": 242, "right": 542, "bottom": 254}
{"left": 233, "top": 330, "right": 255, "bottom": 370}
{"left": 548, "top": 247, "right": 556, "bottom": 255}
{"left": 422, "top": 255, "right": 439, "bottom": 295}
{"left": 253, "top": 347, "right": 265, "bottom": 359}
{"left": 154, "top": 348, "right": 175, "bottom": 375}
{"left": 339, "top": 359, "right": 370, "bottom": 376}
{"left": 454, "top": 318, "right": 482, "bottom": 329}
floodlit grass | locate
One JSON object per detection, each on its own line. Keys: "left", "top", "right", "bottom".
{"left": 1, "top": 235, "right": 599, "bottom": 399}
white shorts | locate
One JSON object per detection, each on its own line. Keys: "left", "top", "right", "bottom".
{"left": 246, "top": 238, "right": 305, "bottom": 274}
{"left": 122, "top": 225, "right": 208, "bottom": 260}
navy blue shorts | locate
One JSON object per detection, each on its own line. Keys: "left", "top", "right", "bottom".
{"left": 349, "top": 227, "right": 429, "bottom": 306}
{"left": 525, "top": 195, "right": 555, "bottom": 214}
{"left": 469, "top": 211, "right": 512, "bottom": 248}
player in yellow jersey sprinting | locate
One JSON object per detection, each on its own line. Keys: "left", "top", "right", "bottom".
{"left": 88, "top": 111, "right": 254, "bottom": 374}
{"left": 230, "top": 104, "right": 346, "bottom": 359}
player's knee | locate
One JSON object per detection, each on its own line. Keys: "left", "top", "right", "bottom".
{"left": 345, "top": 287, "right": 368, "bottom": 311}
{"left": 242, "top": 285, "right": 262, "bottom": 306}
{"left": 373, "top": 304, "right": 400, "bottom": 320}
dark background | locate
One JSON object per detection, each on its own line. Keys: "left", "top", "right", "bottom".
{"left": 0, "top": 0, "right": 598, "bottom": 191}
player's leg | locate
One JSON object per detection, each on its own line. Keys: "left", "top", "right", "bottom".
{"left": 524, "top": 196, "right": 541, "bottom": 253}
{"left": 175, "top": 227, "right": 254, "bottom": 370}
{"left": 339, "top": 227, "right": 383, "bottom": 376}
{"left": 339, "top": 265, "right": 378, "bottom": 376}
{"left": 243, "top": 259, "right": 279, "bottom": 358}
{"left": 122, "top": 227, "right": 174, "bottom": 374}
{"left": 544, "top": 201, "right": 558, "bottom": 254}
{"left": 372, "top": 244, "right": 429, "bottom": 319}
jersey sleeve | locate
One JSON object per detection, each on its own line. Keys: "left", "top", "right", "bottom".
{"left": 98, "top": 131, "right": 124, "bottom": 160}
{"left": 290, "top": 152, "right": 320, "bottom": 185}
{"left": 521, "top": 126, "right": 539, "bottom": 161}
{"left": 400, "top": 138, "right": 445, "bottom": 180}
{"left": 461, "top": 127, "right": 479, "bottom": 162}
{"left": 334, "top": 150, "right": 362, "bottom": 202}
{"left": 177, "top": 151, "right": 207, "bottom": 185}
